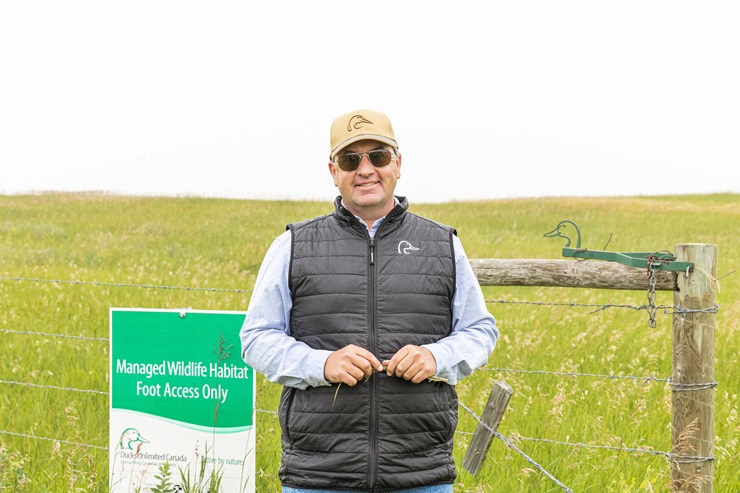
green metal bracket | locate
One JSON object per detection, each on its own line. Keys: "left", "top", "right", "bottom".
{"left": 544, "top": 220, "right": 694, "bottom": 273}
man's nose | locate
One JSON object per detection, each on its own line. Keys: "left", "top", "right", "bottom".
{"left": 356, "top": 154, "right": 375, "bottom": 174}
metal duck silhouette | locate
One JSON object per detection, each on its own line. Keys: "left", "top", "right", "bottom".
{"left": 543, "top": 220, "right": 582, "bottom": 248}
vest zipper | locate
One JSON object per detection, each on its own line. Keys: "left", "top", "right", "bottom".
{"left": 367, "top": 236, "right": 379, "bottom": 489}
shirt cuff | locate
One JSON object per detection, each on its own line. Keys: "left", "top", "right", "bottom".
{"left": 421, "top": 343, "right": 454, "bottom": 384}
{"left": 305, "top": 349, "right": 334, "bottom": 388}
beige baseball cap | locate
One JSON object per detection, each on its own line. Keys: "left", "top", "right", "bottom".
{"left": 329, "top": 109, "right": 398, "bottom": 159}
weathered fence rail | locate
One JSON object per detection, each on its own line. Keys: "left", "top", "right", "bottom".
{"left": 469, "top": 258, "right": 677, "bottom": 291}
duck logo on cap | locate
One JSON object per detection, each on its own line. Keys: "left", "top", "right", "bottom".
{"left": 348, "top": 114, "right": 373, "bottom": 132}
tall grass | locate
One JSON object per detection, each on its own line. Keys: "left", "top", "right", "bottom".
{"left": 0, "top": 192, "right": 737, "bottom": 492}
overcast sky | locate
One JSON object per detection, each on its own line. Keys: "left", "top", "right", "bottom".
{"left": 1, "top": 1, "right": 738, "bottom": 203}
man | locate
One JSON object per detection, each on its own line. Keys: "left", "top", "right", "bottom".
{"left": 240, "top": 109, "right": 498, "bottom": 493}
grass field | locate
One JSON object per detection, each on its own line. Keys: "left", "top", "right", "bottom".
{"left": 0, "top": 192, "right": 737, "bottom": 492}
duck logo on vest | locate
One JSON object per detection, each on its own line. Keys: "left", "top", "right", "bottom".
{"left": 398, "top": 240, "right": 420, "bottom": 254}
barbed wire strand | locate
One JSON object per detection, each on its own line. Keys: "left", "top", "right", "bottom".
{"left": 458, "top": 402, "right": 573, "bottom": 493}
{"left": 1, "top": 327, "right": 109, "bottom": 341}
{"left": 0, "top": 379, "right": 109, "bottom": 396}
{"left": 487, "top": 299, "right": 719, "bottom": 316}
{"left": 0, "top": 429, "right": 108, "bottom": 451}
{"left": 513, "top": 436, "right": 713, "bottom": 464}
{"left": 481, "top": 367, "right": 671, "bottom": 385}
{"left": 486, "top": 299, "right": 650, "bottom": 311}
{"left": 0, "top": 276, "right": 251, "bottom": 294}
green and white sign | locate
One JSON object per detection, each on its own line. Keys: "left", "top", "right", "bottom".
{"left": 109, "top": 308, "right": 255, "bottom": 493}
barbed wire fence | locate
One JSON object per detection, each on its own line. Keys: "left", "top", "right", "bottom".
{"left": 0, "top": 273, "right": 719, "bottom": 491}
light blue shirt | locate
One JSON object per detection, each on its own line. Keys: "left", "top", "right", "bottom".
{"left": 240, "top": 211, "right": 498, "bottom": 390}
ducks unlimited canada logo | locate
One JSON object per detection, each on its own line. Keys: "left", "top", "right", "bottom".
{"left": 115, "top": 427, "right": 188, "bottom": 464}
{"left": 112, "top": 426, "right": 191, "bottom": 492}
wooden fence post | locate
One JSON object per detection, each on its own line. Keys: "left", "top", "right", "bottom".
{"left": 462, "top": 381, "right": 513, "bottom": 476}
{"left": 672, "top": 244, "right": 717, "bottom": 493}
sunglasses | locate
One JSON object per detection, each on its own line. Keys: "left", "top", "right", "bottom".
{"left": 334, "top": 149, "right": 395, "bottom": 172}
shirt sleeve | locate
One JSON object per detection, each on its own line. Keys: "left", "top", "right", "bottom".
{"left": 239, "top": 231, "right": 333, "bottom": 390}
{"left": 422, "top": 235, "right": 498, "bottom": 385}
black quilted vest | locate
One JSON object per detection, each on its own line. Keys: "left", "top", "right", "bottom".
{"left": 278, "top": 196, "right": 458, "bottom": 491}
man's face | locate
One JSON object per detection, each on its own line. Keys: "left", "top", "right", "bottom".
{"left": 328, "top": 139, "right": 402, "bottom": 221}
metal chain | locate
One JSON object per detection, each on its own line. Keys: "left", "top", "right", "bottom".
{"left": 646, "top": 255, "right": 659, "bottom": 328}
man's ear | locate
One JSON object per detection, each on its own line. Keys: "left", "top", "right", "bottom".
{"left": 328, "top": 161, "right": 339, "bottom": 186}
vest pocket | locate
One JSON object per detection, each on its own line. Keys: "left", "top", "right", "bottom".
{"left": 446, "top": 385, "right": 459, "bottom": 441}
{"left": 278, "top": 387, "right": 296, "bottom": 442}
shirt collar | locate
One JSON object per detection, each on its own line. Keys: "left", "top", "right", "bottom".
{"left": 340, "top": 197, "right": 400, "bottom": 238}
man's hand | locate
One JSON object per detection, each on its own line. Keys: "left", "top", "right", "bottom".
{"left": 383, "top": 345, "right": 437, "bottom": 384}
{"left": 324, "top": 344, "right": 383, "bottom": 386}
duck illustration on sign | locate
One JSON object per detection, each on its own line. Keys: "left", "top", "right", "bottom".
{"left": 118, "top": 427, "right": 150, "bottom": 451}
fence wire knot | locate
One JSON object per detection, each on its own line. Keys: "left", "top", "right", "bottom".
{"left": 671, "top": 304, "right": 720, "bottom": 316}
{"left": 669, "top": 454, "right": 715, "bottom": 464}
{"left": 669, "top": 379, "right": 719, "bottom": 392}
